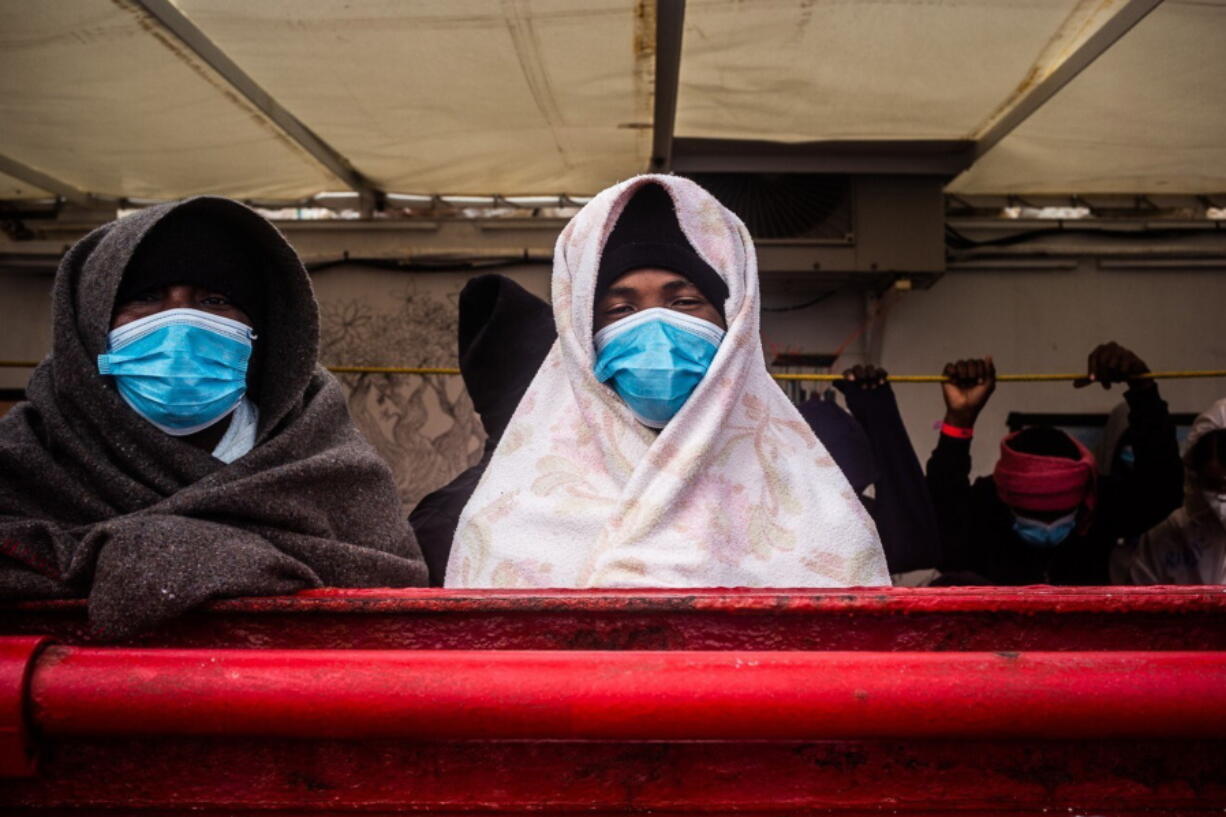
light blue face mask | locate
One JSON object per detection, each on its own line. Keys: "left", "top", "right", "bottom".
{"left": 97, "top": 308, "right": 255, "bottom": 436}
{"left": 593, "top": 307, "right": 724, "bottom": 428}
{"left": 1011, "top": 510, "right": 1077, "bottom": 549}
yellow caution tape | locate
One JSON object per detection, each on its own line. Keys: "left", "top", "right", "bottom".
{"left": 3, "top": 360, "right": 1225, "bottom": 383}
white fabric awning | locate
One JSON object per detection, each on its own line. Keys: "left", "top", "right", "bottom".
{"left": 678, "top": 0, "right": 1097, "bottom": 143}
{"left": 949, "top": 0, "right": 1226, "bottom": 195}
{"left": 0, "top": 0, "right": 1222, "bottom": 202}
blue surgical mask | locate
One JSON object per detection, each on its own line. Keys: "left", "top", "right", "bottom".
{"left": 1011, "top": 510, "right": 1077, "bottom": 548}
{"left": 593, "top": 307, "right": 724, "bottom": 428}
{"left": 98, "top": 308, "right": 255, "bottom": 436}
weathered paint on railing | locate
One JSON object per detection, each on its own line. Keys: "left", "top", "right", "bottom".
{"left": 5, "top": 586, "right": 1226, "bottom": 650}
{"left": 2, "top": 588, "right": 1225, "bottom": 813}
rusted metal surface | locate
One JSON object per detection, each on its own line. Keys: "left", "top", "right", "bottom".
{"left": 4, "top": 586, "right": 1226, "bottom": 650}
{"left": 4, "top": 737, "right": 1225, "bottom": 814}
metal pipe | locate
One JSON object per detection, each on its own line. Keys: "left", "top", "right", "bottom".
{"left": 25, "top": 647, "right": 1226, "bottom": 740}
{"left": 972, "top": 0, "right": 1164, "bottom": 159}
{"left": 0, "top": 154, "right": 99, "bottom": 208}
{"left": 0, "top": 637, "right": 49, "bottom": 777}
{"left": 131, "top": 0, "right": 380, "bottom": 204}
{"left": 649, "top": 0, "right": 686, "bottom": 171}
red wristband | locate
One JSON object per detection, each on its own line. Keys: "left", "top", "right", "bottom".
{"left": 941, "top": 422, "right": 974, "bottom": 440}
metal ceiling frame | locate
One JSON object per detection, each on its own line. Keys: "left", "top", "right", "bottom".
{"left": 0, "top": 0, "right": 1189, "bottom": 207}
{"left": 670, "top": 138, "right": 976, "bottom": 176}
{"left": 649, "top": 0, "right": 686, "bottom": 172}
{"left": 652, "top": 0, "right": 1167, "bottom": 184}
{"left": 971, "top": 0, "right": 1165, "bottom": 160}
{"left": 132, "top": 0, "right": 383, "bottom": 213}
{"left": 0, "top": 153, "right": 99, "bottom": 208}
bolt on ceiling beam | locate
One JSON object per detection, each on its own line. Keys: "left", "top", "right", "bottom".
{"left": 133, "top": 0, "right": 381, "bottom": 205}
{"left": 972, "top": 0, "right": 1164, "bottom": 160}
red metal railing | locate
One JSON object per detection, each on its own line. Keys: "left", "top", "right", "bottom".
{"left": 8, "top": 586, "right": 1226, "bottom": 650}
{"left": 9, "top": 643, "right": 1226, "bottom": 746}
{"left": 0, "top": 637, "right": 47, "bottom": 778}
{"left": 4, "top": 590, "right": 1226, "bottom": 813}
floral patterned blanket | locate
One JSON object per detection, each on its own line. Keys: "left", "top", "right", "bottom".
{"left": 445, "top": 174, "right": 888, "bottom": 589}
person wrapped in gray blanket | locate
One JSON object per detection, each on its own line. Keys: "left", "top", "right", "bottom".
{"left": 0, "top": 197, "right": 427, "bottom": 637}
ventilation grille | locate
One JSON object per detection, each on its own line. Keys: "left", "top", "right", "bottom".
{"left": 684, "top": 173, "right": 852, "bottom": 241}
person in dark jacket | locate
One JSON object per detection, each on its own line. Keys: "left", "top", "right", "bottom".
{"left": 798, "top": 364, "right": 942, "bottom": 575}
{"left": 409, "top": 274, "right": 556, "bottom": 584}
{"left": 925, "top": 343, "right": 1184, "bottom": 585}
{"left": 0, "top": 197, "right": 427, "bottom": 637}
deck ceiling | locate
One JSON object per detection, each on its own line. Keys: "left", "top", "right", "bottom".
{"left": 0, "top": 0, "right": 1222, "bottom": 203}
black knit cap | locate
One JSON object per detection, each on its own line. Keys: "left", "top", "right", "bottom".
{"left": 117, "top": 207, "right": 267, "bottom": 327}
{"left": 596, "top": 183, "right": 728, "bottom": 316}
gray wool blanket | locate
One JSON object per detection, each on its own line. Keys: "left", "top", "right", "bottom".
{"left": 0, "top": 197, "right": 427, "bottom": 637}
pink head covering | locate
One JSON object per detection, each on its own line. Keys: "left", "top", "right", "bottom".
{"left": 993, "top": 431, "right": 1098, "bottom": 518}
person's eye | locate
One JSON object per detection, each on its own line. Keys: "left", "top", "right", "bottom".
{"left": 199, "top": 292, "right": 233, "bottom": 307}
{"left": 114, "top": 291, "right": 160, "bottom": 312}
{"left": 604, "top": 303, "right": 634, "bottom": 316}
{"left": 672, "top": 296, "right": 705, "bottom": 308}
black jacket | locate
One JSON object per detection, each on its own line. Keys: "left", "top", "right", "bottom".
{"left": 925, "top": 385, "right": 1184, "bottom": 585}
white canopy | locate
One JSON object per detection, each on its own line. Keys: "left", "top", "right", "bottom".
{"left": 0, "top": 0, "right": 1222, "bottom": 202}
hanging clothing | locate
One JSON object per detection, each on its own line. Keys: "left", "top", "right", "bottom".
{"left": 799, "top": 384, "right": 942, "bottom": 575}
{"left": 445, "top": 174, "right": 888, "bottom": 589}
{"left": 0, "top": 196, "right": 427, "bottom": 637}
{"left": 1124, "top": 398, "right": 1226, "bottom": 584}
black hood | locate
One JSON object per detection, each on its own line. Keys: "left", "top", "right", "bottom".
{"left": 55, "top": 196, "right": 319, "bottom": 447}
{"left": 458, "top": 274, "right": 556, "bottom": 440}
{"left": 1, "top": 196, "right": 425, "bottom": 636}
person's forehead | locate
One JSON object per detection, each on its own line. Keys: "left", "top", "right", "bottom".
{"left": 1202, "top": 457, "right": 1226, "bottom": 479}
{"left": 604, "top": 268, "right": 694, "bottom": 293}
{"left": 1013, "top": 505, "right": 1078, "bottom": 520}
{"left": 120, "top": 282, "right": 227, "bottom": 297}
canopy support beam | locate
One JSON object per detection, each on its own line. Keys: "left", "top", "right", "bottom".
{"left": 649, "top": 0, "right": 686, "bottom": 172}
{"left": 972, "top": 0, "right": 1164, "bottom": 160}
{"left": 133, "top": 0, "right": 382, "bottom": 209}
{"left": 0, "top": 154, "right": 99, "bottom": 208}
{"left": 671, "top": 138, "right": 976, "bottom": 176}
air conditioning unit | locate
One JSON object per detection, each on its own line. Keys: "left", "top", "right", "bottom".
{"left": 682, "top": 172, "right": 946, "bottom": 287}
{"left": 673, "top": 138, "right": 966, "bottom": 288}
